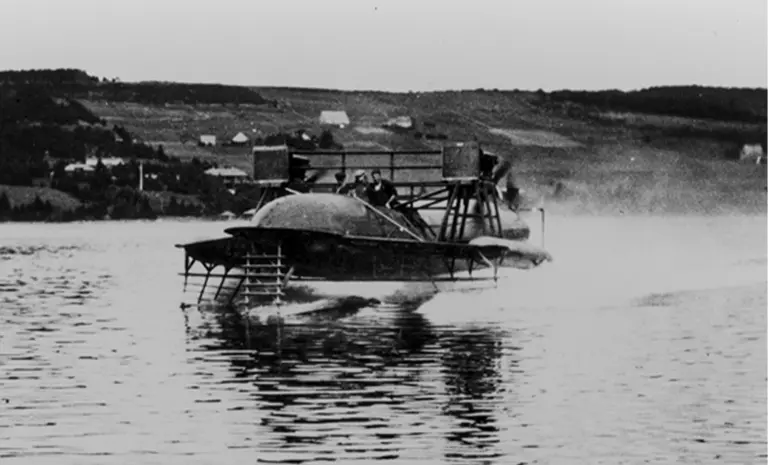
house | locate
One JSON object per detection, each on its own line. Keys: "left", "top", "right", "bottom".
{"left": 199, "top": 134, "right": 217, "bottom": 147}
{"left": 319, "top": 110, "right": 350, "bottom": 128}
{"left": 240, "top": 207, "right": 259, "bottom": 219}
{"left": 385, "top": 116, "right": 414, "bottom": 130}
{"left": 739, "top": 143, "right": 766, "bottom": 164}
{"left": 204, "top": 166, "right": 250, "bottom": 187}
{"left": 231, "top": 132, "right": 250, "bottom": 145}
{"left": 85, "top": 156, "right": 125, "bottom": 168}
{"left": 218, "top": 210, "right": 237, "bottom": 220}
{"left": 64, "top": 163, "right": 95, "bottom": 173}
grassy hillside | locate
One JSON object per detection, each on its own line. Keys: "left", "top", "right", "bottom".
{"left": 0, "top": 185, "right": 82, "bottom": 210}
{"left": 78, "top": 86, "right": 768, "bottom": 214}
{"left": 2, "top": 68, "right": 766, "bottom": 215}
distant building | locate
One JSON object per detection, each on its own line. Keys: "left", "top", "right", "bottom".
{"left": 739, "top": 143, "right": 765, "bottom": 164}
{"left": 319, "top": 110, "right": 350, "bottom": 128}
{"left": 240, "top": 207, "right": 259, "bottom": 219}
{"left": 218, "top": 210, "right": 237, "bottom": 220}
{"left": 231, "top": 132, "right": 250, "bottom": 145}
{"left": 385, "top": 115, "right": 414, "bottom": 130}
{"left": 85, "top": 156, "right": 125, "bottom": 168}
{"left": 199, "top": 134, "right": 217, "bottom": 146}
{"left": 64, "top": 163, "right": 95, "bottom": 173}
{"left": 204, "top": 166, "right": 249, "bottom": 188}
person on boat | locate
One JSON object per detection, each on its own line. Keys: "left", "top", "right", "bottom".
{"left": 504, "top": 169, "right": 522, "bottom": 211}
{"left": 334, "top": 171, "right": 354, "bottom": 195}
{"left": 286, "top": 165, "right": 311, "bottom": 193}
{"left": 479, "top": 148, "right": 498, "bottom": 180}
{"left": 365, "top": 169, "right": 398, "bottom": 208}
{"left": 351, "top": 169, "right": 369, "bottom": 199}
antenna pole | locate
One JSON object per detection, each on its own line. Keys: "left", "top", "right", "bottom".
{"left": 138, "top": 161, "right": 144, "bottom": 191}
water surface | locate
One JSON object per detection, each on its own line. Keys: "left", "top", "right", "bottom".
{"left": 0, "top": 215, "right": 765, "bottom": 464}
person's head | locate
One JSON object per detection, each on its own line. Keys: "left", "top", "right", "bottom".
{"left": 334, "top": 171, "right": 346, "bottom": 184}
{"left": 371, "top": 169, "right": 382, "bottom": 183}
{"left": 354, "top": 169, "right": 367, "bottom": 184}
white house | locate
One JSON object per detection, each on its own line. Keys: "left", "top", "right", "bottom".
{"left": 199, "top": 134, "right": 217, "bottom": 146}
{"left": 739, "top": 143, "right": 765, "bottom": 164}
{"left": 64, "top": 163, "right": 95, "bottom": 173}
{"left": 385, "top": 115, "right": 414, "bottom": 129}
{"left": 319, "top": 110, "right": 350, "bottom": 128}
{"left": 240, "top": 207, "right": 259, "bottom": 219}
{"left": 218, "top": 210, "right": 237, "bottom": 220}
{"left": 231, "top": 132, "right": 250, "bottom": 145}
{"left": 85, "top": 156, "right": 125, "bottom": 168}
{"left": 205, "top": 166, "right": 249, "bottom": 187}
{"left": 205, "top": 166, "right": 249, "bottom": 177}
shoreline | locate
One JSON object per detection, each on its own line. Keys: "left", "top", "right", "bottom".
{"left": 1, "top": 205, "right": 765, "bottom": 227}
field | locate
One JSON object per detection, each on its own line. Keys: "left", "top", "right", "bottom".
{"left": 488, "top": 128, "right": 583, "bottom": 148}
{"left": 78, "top": 87, "right": 767, "bottom": 215}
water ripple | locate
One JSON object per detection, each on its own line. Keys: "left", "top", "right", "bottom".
{"left": 0, "top": 218, "right": 765, "bottom": 464}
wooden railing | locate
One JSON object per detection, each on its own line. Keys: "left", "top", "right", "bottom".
{"left": 291, "top": 149, "right": 444, "bottom": 184}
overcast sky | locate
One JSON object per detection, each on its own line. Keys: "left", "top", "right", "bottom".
{"left": 2, "top": 0, "right": 766, "bottom": 91}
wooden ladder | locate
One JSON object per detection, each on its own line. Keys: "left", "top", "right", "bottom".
{"left": 241, "top": 241, "right": 287, "bottom": 306}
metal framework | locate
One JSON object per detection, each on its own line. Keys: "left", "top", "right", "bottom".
{"left": 178, "top": 144, "right": 548, "bottom": 312}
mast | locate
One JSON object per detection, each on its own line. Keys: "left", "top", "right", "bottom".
{"left": 138, "top": 161, "right": 144, "bottom": 191}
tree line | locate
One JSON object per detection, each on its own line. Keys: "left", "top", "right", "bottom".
{"left": 541, "top": 86, "right": 767, "bottom": 124}
{"left": 0, "top": 79, "right": 235, "bottom": 220}
{"left": 0, "top": 68, "right": 271, "bottom": 106}
{"left": 0, "top": 74, "right": 349, "bottom": 222}
{"left": 0, "top": 188, "right": 206, "bottom": 222}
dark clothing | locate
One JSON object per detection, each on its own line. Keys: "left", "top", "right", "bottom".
{"left": 365, "top": 180, "right": 398, "bottom": 207}
{"left": 287, "top": 178, "right": 310, "bottom": 193}
{"left": 479, "top": 153, "right": 497, "bottom": 179}
{"left": 353, "top": 182, "right": 368, "bottom": 199}
{"left": 505, "top": 186, "right": 521, "bottom": 210}
{"left": 335, "top": 183, "right": 354, "bottom": 195}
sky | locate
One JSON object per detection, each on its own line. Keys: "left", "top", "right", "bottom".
{"left": 1, "top": 0, "right": 766, "bottom": 92}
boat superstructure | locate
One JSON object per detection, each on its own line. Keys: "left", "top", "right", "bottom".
{"left": 177, "top": 141, "right": 551, "bottom": 311}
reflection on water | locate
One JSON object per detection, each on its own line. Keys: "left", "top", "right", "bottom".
{"left": 185, "top": 301, "right": 509, "bottom": 462}
{"left": 0, "top": 217, "right": 766, "bottom": 464}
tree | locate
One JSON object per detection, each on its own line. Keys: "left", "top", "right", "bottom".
{"left": 32, "top": 195, "right": 47, "bottom": 212}
{"left": 318, "top": 129, "right": 336, "bottom": 149}
{"left": 167, "top": 196, "right": 179, "bottom": 215}
{"left": 0, "top": 192, "right": 11, "bottom": 212}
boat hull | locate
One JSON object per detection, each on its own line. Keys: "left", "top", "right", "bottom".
{"left": 287, "top": 268, "right": 501, "bottom": 304}
{"left": 181, "top": 257, "right": 501, "bottom": 310}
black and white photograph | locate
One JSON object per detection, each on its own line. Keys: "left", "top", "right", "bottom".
{"left": 1, "top": 0, "right": 766, "bottom": 463}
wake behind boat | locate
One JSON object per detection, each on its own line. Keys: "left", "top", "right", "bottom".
{"left": 176, "top": 141, "right": 552, "bottom": 321}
